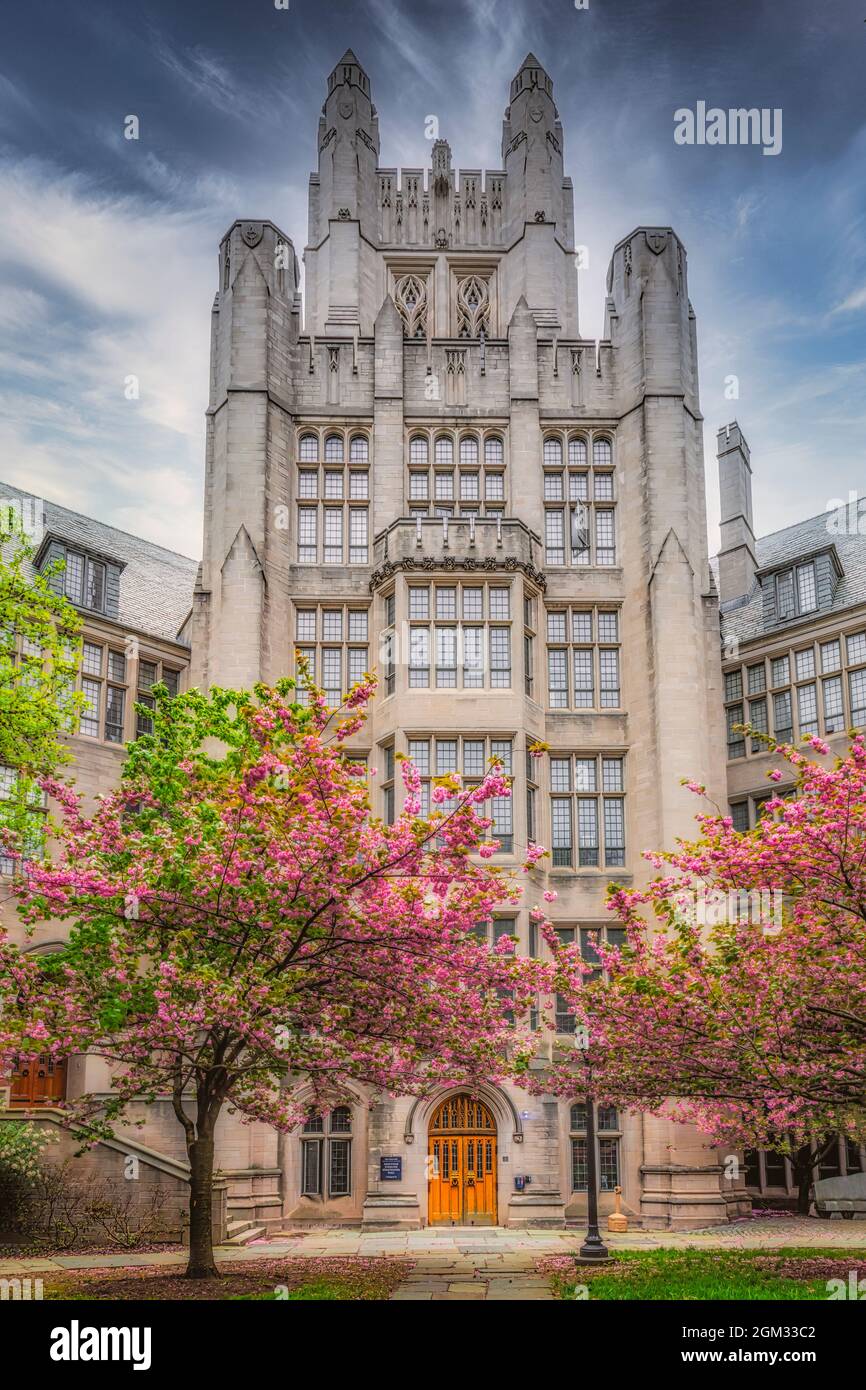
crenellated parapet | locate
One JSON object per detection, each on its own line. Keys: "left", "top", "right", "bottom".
{"left": 377, "top": 147, "right": 507, "bottom": 250}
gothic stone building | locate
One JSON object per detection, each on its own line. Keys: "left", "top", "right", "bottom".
{"left": 4, "top": 52, "right": 864, "bottom": 1233}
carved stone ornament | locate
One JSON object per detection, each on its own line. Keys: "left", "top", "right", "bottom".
{"left": 369, "top": 557, "right": 547, "bottom": 591}
{"left": 533, "top": 210, "right": 546, "bottom": 223}
{"left": 529, "top": 106, "right": 544, "bottom": 123}
{"left": 394, "top": 273, "right": 428, "bottom": 339}
{"left": 456, "top": 274, "right": 491, "bottom": 338}
{"left": 337, "top": 208, "right": 352, "bottom": 221}
{"left": 646, "top": 230, "right": 668, "bottom": 255}
{"left": 241, "top": 222, "right": 263, "bottom": 248}
{"left": 338, "top": 100, "right": 353, "bottom": 119}
{"left": 434, "top": 227, "right": 449, "bottom": 249}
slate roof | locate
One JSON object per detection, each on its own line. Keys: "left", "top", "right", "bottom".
{"left": 1, "top": 481, "right": 198, "bottom": 646}
{"left": 717, "top": 502, "right": 866, "bottom": 645}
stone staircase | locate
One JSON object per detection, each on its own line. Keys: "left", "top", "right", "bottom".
{"left": 223, "top": 1218, "right": 267, "bottom": 1247}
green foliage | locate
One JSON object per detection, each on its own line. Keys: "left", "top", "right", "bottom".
{"left": 0, "top": 1121, "right": 56, "bottom": 1181}
{"left": 0, "top": 516, "right": 85, "bottom": 856}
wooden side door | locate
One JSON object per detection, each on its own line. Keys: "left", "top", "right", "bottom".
{"left": 9, "top": 1055, "right": 66, "bottom": 1106}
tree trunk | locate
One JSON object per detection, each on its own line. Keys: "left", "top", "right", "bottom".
{"left": 186, "top": 1133, "right": 217, "bottom": 1278}
{"left": 795, "top": 1163, "right": 813, "bottom": 1216}
{"left": 791, "top": 1143, "right": 819, "bottom": 1216}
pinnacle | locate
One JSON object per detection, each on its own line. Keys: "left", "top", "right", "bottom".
{"left": 516, "top": 52, "right": 551, "bottom": 78}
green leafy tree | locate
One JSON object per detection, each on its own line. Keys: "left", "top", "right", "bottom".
{"left": 0, "top": 513, "right": 83, "bottom": 859}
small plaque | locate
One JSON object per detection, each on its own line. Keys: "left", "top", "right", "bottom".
{"left": 380, "top": 1156, "right": 402, "bottom": 1181}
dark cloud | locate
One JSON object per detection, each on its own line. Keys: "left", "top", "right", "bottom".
{"left": 1, "top": 0, "right": 863, "bottom": 549}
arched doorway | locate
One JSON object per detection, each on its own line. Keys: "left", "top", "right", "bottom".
{"left": 428, "top": 1093, "right": 497, "bottom": 1226}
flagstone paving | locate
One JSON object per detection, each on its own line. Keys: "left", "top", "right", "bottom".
{"left": 1, "top": 1216, "right": 863, "bottom": 1300}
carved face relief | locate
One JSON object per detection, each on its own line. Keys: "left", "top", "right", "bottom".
{"left": 338, "top": 99, "right": 353, "bottom": 120}
{"left": 529, "top": 106, "right": 544, "bottom": 123}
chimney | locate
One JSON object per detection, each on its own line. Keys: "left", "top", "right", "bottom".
{"left": 716, "top": 421, "right": 758, "bottom": 604}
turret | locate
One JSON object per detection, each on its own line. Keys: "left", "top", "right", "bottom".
{"left": 306, "top": 51, "right": 381, "bottom": 335}
{"left": 190, "top": 220, "right": 300, "bottom": 692}
{"left": 717, "top": 422, "right": 758, "bottom": 604}
{"left": 501, "top": 55, "right": 567, "bottom": 236}
{"left": 499, "top": 55, "right": 577, "bottom": 336}
{"left": 314, "top": 51, "right": 379, "bottom": 232}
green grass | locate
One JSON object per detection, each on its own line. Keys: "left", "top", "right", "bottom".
{"left": 231, "top": 1279, "right": 365, "bottom": 1301}
{"left": 544, "top": 1247, "right": 866, "bottom": 1301}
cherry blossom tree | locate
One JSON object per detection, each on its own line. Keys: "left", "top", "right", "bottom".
{"left": 0, "top": 676, "right": 548, "bottom": 1276}
{"left": 534, "top": 735, "right": 866, "bottom": 1211}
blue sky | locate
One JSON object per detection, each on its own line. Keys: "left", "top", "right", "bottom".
{"left": 0, "top": 0, "right": 863, "bottom": 555}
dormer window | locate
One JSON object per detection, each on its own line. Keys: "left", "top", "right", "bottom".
{"left": 54, "top": 547, "right": 104, "bottom": 611}
{"left": 775, "top": 561, "right": 817, "bottom": 621}
{"left": 796, "top": 563, "right": 817, "bottom": 613}
{"left": 38, "top": 538, "right": 122, "bottom": 619}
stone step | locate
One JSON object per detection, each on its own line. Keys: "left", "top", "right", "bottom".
{"left": 224, "top": 1222, "right": 267, "bottom": 1246}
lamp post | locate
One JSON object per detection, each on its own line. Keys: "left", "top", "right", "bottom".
{"left": 579, "top": 1092, "right": 610, "bottom": 1260}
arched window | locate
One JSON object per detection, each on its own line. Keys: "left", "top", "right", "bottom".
{"left": 485, "top": 437, "right": 504, "bottom": 467}
{"left": 434, "top": 436, "right": 454, "bottom": 467}
{"left": 409, "top": 435, "right": 429, "bottom": 466}
{"left": 349, "top": 435, "right": 369, "bottom": 463}
{"left": 568, "top": 437, "right": 588, "bottom": 468}
{"left": 593, "top": 438, "right": 612, "bottom": 467}
{"left": 543, "top": 437, "right": 563, "bottom": 468}
{"left": 459, "top": 436, "right": 479, "bottom": 467}
{"left": 324, "top": 434, "right": 344, "bottom": 464}
{"left": 331, "top": 1105, "right": 352, "bottom": 1133}
{"left": 299, "top": 433, "right": 318, "bottom": 463}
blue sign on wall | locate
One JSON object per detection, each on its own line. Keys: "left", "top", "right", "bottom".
{"left": 380, "top": 1156, "right": 402, "bottom": 1181}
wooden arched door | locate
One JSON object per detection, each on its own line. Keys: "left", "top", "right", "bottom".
{"left": 428, "top": 1094, "right": 497, "bottom": 1226}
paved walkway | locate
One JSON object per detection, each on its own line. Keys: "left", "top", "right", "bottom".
{"left": 2, "top": 1218, "right": 863, "bottom": 1300}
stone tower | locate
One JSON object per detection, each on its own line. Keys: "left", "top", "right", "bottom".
{"left": 190, "top": 220, "right": 301, "bottom": 692}
{"left": 192, "top": 53, "right": 740, "bottom": 1232}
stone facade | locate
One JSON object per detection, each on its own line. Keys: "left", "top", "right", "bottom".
{"left": 23, "top": 52, "right": 866, "bottom": 1232}
{"left": 716, "top": 422, "right": 866, "bottom": 1201}
{"left": 187, "top": 50, "right": 742, "bottom": 1231}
